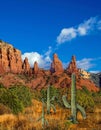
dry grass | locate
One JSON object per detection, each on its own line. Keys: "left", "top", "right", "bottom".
{"left": 0, "top": 99, "right": 72, "bottom": 130}
{"left": 0, "top": 99, "right": 101, "bottom": 130}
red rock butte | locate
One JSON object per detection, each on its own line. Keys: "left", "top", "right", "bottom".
{"left": 0, "top": 40, "right": 99, "bottom": 92}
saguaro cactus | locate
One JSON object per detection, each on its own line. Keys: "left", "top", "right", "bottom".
{"left": 62, "top": 73, "right": 86, "bottom": 123}
{"left": 47, "top": 85, "right": 56, "bottom": 114}
{"left": 37, "top": 99, "right": 48, "bottom": 128}
{"left": 47, "top": 85, "right": 50, "bottom": 114}
{"left": 71, "top": 73, "right": 77, "bottom": 123}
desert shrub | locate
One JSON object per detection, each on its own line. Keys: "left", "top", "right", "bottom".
{"left": 0, "top": 103, "right": 11, "bottom": 115}
{"left": 0, "top": 89, "right": 24, "bottom": 114}
{"left": 9, "top": 85, "right": 33, "bottom": 107}
{"left": 77, "top": 89, "right": 95, "bottom": 109}
{"left": 0, "top": 85, "right": 33, "bottom": 114}
{"left": 0, "top": 83, "right": 5, "bottom": 88}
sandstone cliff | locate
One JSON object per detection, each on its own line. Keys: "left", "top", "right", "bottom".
{"left": 0, "top": 40, "right": 99, "bottom": 92}
{"left": 0, "top": 40, "right": 22, "bottom": 73}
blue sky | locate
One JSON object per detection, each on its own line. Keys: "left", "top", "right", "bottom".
{"left": 0, "top": 0, "right": 101, "bottom": 72}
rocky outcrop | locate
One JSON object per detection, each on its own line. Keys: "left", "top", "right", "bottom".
{"left": 78, "top": 69, "right": 90, "bottom": 79}
{"left": 22, "top": 57, "right": 30, "bottom": 74}
{"left": 50, "top": 53, "right": 63, "bottom": 74}
{"left": 90, "top": 72, "right": 101, "bottom": 87}
{"left": 0, "top": 40, "right": 99, "bottom": 92}
{"left": 67, "top": 55, "right": 78, "bottom": 74}
{"left": 0, "top": 62, "right": 5, "bottom": 74}
{"left": 33, "top": 61, "right": 39, "bottom": 74}
{"left": 0, "top": 40, "right": 22, "bottom": 73}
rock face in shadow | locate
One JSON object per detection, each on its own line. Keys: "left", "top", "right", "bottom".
{"left": 50, "top": 53, "right": 63, "bottom": 74}
{"left": 33, "top": 61, "right": 39, "bottom": 74}
{"left": 90, "top": 72, "right": 101, "bottom": 87}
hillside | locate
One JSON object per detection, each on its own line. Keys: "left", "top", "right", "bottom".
{"left": 0, "top": 40, "right": 101, "bottom": 129}
{"left": 90, "top": 72, "right": 101, "bottom": 87}
{"left": 0, "top": 40, "right": 99, "bottom": 92}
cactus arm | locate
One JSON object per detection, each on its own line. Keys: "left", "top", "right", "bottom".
{"left": 50, "top": 96, "right": 56, "bottom": 102}
{"left": 42, "top": 99, "right": 46, "bottom": 127}
{"left": 45, "top": 119, "right": 48, "bottom": 125}
{"left": 62, "top": 95, "right": 71, "bottom": 108}
{"left": 50, "top": 104, "right": 56, "bottom": 113}
{"left": 77, "top": 104, "right": 86, "bottom": 119}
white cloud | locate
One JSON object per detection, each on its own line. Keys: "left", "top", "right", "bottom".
{"left": 89, "top": 70, "right": 100, "bottom": 74}
{"left": 44, "top": 46, "right": 52, "bottom": 56}
{"left": 57, "top": 16, "right": 101, "bottom": 44}
{"left": 57, "top": 28, "right": 77, "bottom": 44}
{"left": 22, "top": 46, "right": 52, "bottom": 69}
{"left": 98, "top": 20, "right": 101, "bottom": 30}
{"left": 77, "top": 58, "right": 95, "bottom": 70}
{"left": 77, "top": 57, "right": 101, "bottom": 71}
{"left": 78, "top": 17, "right": 97, "bottom": 36}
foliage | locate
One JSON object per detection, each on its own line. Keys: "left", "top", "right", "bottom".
{"left": 0, "top": 85, "right": 33, "bottom": 114}
{"left": 0, "top": 83, "right": 5, "bottom": 88}
{"left": 9, "top": 85, "right": 33, "bottom": 107}
{"left": 77, "top": 89, "right": 95, "bottom": 109}
{"left": 82, "top": 86, "right": 92, "bottom": 95}
{"left": 0, "top": 88, "right": 24, "bottom": 114}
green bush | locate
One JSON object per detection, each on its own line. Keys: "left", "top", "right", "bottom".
{"left": 82, "top": 86, "right": 91, "bottom": 95}
{"left": 0, "top": 83, "right": 5, "bottom": 88}
{"left": 76, "top": 89, "right": 95, "bottom": 109}
{"left": 0, "top": 85, "right": 33, "bottom": 114}
{"left": 9, "top": 85, "right": 33, "bottom": 107}
{"left": 0, "top": 89, "right": 24, "bottom": 114}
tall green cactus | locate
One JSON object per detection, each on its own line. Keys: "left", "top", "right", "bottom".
{"left": 71, "top": 73, "right": 77, "bottom": 123}
{"left": 47, "top": 85, "right": 50, "bottom": 114}
{"left": 37, "top": 99, "right": 48, "bottom": 128}
{"left": 62, "top": 73, "right": 86, "bottom": 123}
{"left": 47, "top": 85, "right": 56, "bottom": 114}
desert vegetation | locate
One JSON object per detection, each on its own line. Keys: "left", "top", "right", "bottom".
{"left": 0, "top": 77, "right": 101, "bottom": 130}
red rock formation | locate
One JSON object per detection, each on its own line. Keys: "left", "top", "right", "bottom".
{"left": 0, "top": 40, "right": 99, "bottom": 92}
{"left": 33, "top": 61, "right": 39, "bottom": 74}
{"left": 0, "top": 41, "right": 22, "bottom": 73}
{"left": 67, "top": 55, "right": 78, "bottom": 74}
{"left": 22, "top": 57, "right": 30, "bottom": 74}
{"left": 50, "top": 53, "right": 63, "bottom": 74}
{"left": 0, "top": 61, "right": 5, "bottom": 74}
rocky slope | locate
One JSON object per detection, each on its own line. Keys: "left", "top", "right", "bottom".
{"left": 90, "top": 72, "right": 101, "bottom": 87}
{"left": 0, "top": 40, "right": 99, "bottom": 92}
